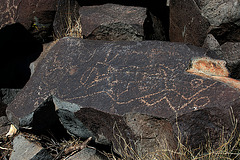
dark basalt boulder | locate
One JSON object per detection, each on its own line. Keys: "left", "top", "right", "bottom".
{"left": 78, "top": 3, "right": 146, "bottom": 40}
{"left": 169, "top": 0, "right": 240, "bottom": 47}
{"left": 169, "top": 0, "right": 210, "bottom": 47}
{"left": 10, "top": 134, "right": 53, "bottom": 160}
{"left": 6, "top": 37, "right": 240, "bottom": 149}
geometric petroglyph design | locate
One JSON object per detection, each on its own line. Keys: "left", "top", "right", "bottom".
{"left": 8, "top": 38, "right": 240, "bottom": 120}
{"left": 45, "top": 41, "right": 219, "bottom": 113}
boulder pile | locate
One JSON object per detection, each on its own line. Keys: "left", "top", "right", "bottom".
{"left": 0, "top": 0, "right": 240, "bottom": 159}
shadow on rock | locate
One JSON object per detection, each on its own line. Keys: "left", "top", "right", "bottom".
{"left": 0, "top": 23, "right": 43, "bottom": 88}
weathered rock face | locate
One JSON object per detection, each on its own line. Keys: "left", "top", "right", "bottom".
{"left": 124, "top": 112, "right": 177, "bottom": 158}
{"left": 169, "top": 0, "right": 210, "bottom": 46}
{"left": 172, "top": 102, "right": 240, "bottom": 149}
{"left": 221, "top": 42, "right": 240, "bottom": 79}
{"left": 76, "top": 0, "right": 170, "bottom": 40}
{"left": 204, "top": 41, "right": 240, "bottom": 80}
{"left": 67, "top": 148, "right": 107, "bottom": 160}
{"left": 209, "top": 23, "right": 240, "bottom": 45}
{"left": 0, "top": 0, "right": 58, "bottom": 43}
{"left": 0, "top": 101, "right": 10, "bottom": 136}
{"left": 7, "top": 37, "right": 240, "bottom": 122}
{"left": 78, "top": 3, "right": 146, "bottom": 40}
{"left": 10, "top": 134, "right": 53, "bottom": 160}
{"left": 221, "top": 42, "right": 240, "bottom": 63}
{"left": 0, "top": 89, "right": 21, "bottom": 105}
{"left": 170, "top": 0, "right": 240, "bottom": 47}
{"left": 197, "top": 0, "right": 240, "bottom": 26}
{"left": 30, "top": 40, "right": 59, "bottom": 76}
{"left": 0, "top": 89, "right": 20, "bottom": 135}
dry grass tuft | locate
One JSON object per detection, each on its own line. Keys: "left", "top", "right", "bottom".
{"left": 109, "top": 108, "right": 240, "bottom": 160}
{"left": 54, "top": 0, "right": 83, "bottom": 39}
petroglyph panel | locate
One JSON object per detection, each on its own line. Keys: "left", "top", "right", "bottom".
{"left": 8, "top": 38, "right": 240, "bottom": 119}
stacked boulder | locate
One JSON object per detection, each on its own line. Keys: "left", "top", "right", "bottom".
{"left": 0, "top": 0, "right": 240, "bottom": 159}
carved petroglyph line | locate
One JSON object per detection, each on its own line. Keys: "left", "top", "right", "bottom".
{"left": 63, "top": 50, "right": 217, "bottom": 112}
{"left": 78, "top": 48, "right": 96, "bottom": 63}
{"left": 190, "top": 78, "right": 204, "bottom": 89}
{"left": 193, "top": 96, "right": 210, "bottom": 110}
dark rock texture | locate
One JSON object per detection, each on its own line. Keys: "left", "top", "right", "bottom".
{"left": 0, "top": 88, "right": 20, "bottom": 105}
{"left": 10, "top": 134, "right": 53, "bottom": 160}
{"left": 76, "top": 0, "right": 170, "bottom": 40}
{"left": 221, "top": 42, "right": 240, "bottom": 79}
{"left": 6, "top": 38, "right": 240, "bottom": 150}
{"left": 169, "top": 0, "right": 210, "bottom": 46}
{"left": 0, "top": 0, "right": 57, "bottom": 43}
{"left": 0, "top": 113, "right": 10, "bottom": 136}
{"left": 197, "top": 0, "right": 240, "bottom": 26}
{"left": 79, "top": 3, "right": 146, "bottom": 40}
{"left": 30, "top": 40, "right": 59, "bottom": 76}
{"left": 170, "top": 0, "right": 240, "bottom": 47}
{"left": 67, "top": 148, "right": 107, "bottom": 160}
{"left": 0, "top": 89, "right": 19, "bottom": 135}
{"left": 87, "top": 22, "right": 144, "bottom": 41}
{"left": 124, "top": 112, "right": 177, "bottom": 158}
{"left": 7, "top": 37, "right": 240, "bottom": 122}
{"left": 209, "top": 23, "right": 240, "bottom": 45}
{"left": 173, "top": 101, "right": 240, "bottom": 149}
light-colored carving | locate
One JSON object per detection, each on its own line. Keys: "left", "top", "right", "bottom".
{"left": 64, "top": 51, "right": 217, "bottom": 112}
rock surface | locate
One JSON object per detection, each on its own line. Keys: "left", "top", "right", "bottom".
{"left": 169, "top": 0, "right": 240, "bottom": 46}
{"left": 0, "top": 88, "right": 19, "bottom": 135}
{"left": 124, "top": 112, "right": 177, "bottom": 158}
{"left": 220, "top": 42, "right": 240, "bottom": 79}
{"left": 0, "top": 0, "right": 58, "bottom": 42}
{"left": 7, "top": 37, "right": 240, "bottom": 119}
{"left": 6, "top": 37, "right": 240, "bottom": 150}
{"left": 169, "top": 0, "right": 210, "bottom": 46}
{"left": 67, "top": 148, "right": 107, "bottom": 160}
{"left": 30, "top": 40, "right": 59, "bottom": 76}
{"left": 1, "top": 0, "right": 240, "bottom": 159}
{"left": 172, "top": 104, "right": 240, "bottom": 149}
{"left": 79, "top": 3, "right": 146, "bottom": 40}
{"left": 7, "top": 38, "right": 240, "bottom": 121}
{"left": 0, "top": 88, "right": 20, "bottom": 105}
{"left": 10, "top": 134, "right": 53, "bottom": 160}
{"left": 198, "top": 0, "right": 240, "bottom": 26}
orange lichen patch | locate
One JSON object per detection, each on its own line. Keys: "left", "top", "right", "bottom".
{"left": 187, "top": 57, "right": 229, "bottom": 77}
{"left": 187, "top": 57, "right": 240, "bottom": 90}
{"left": 213, "top": 76, "right": 240, "bottom": 90}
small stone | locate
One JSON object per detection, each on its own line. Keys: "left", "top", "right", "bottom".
{"left": 10, "top": 134, "right": 52, "bottom": 160}
{"left": 68, "top": 148, "right": 107, "bottom": 160}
